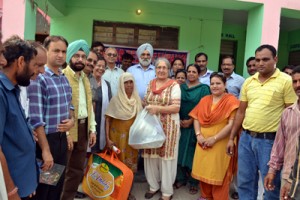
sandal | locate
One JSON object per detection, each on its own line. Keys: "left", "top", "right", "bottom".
{"left": 144, "top": 190, "right": 159, "bottom": 199}
{"left": 189, "top": 186, "right": 198, "bottom": 195}
{"left": 173, "top": 181, "right": 186, "bottom": 189}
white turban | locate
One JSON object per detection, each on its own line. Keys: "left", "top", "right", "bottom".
{"left": 136, "top": 43, "right": 153, "bottom": 58}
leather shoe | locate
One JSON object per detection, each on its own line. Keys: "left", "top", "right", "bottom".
{"left": 231, "top": 192, "right": 239, "bottom": 199}
{"left": 144, "top": 190, "right": 159, "bottom": 199}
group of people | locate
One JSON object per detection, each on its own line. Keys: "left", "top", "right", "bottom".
{"left": 0, "top": 31, "right": 300, "bottom": 200}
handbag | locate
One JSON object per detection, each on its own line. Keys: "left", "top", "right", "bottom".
{"left": 82, "top": 151, "right": 133, "bottom": 200}
{"left": 129, "top": 108, "right": 166, "bottom": 149}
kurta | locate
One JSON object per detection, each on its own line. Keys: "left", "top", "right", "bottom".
{"left": 142, "top": 80, "right": 181, "bottom": 160}
{"left": 109, "top": 117, "right": 138, "bottom": 173}
{"left": 190, "top": 94, "right": 239, "bottom": 185}
{"left": 178, "top": 83, "right": 210, "bottom": 169}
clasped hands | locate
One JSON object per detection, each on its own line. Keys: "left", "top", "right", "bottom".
{"left": 197, "top": 134, "right": 216, "bottom": 149}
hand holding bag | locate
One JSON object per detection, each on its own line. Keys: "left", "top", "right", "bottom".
{"left": 129, "top": 108, "right": 166, "bottom": 149}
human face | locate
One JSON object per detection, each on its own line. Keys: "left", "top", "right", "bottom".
{"left": 0, "top": 42, "right": 7, "bottom": 70}
{"left": 247, "top": 60, "right": 257, "bottom": 76}
{"left": 195, "top": 55, "right": 207, "bottom": 71}
{"left": 93, "top": 46, "right": 104, "bottom": 56}
{"left": 210, "top": 76, "right": 226, "bottom": 97}
{"left": 124, "top": 80, "right": 134, "bottom": 98}
{"left": 84, "top": 51, "right": 98, "bottom": 75}
{"left": 292, "top": 73, "right": 300, "bottom": 98}
{"left": 255, "top": 48, "right": 277, "bottom": 77}
{"left": 187, "top": 66, "right": 199, "bottom": 83}
{"left": 17, "top": 57, "right": 37, "bottom": 86}
{"left": 139, "top": 50, "right": 151, "bottom": 67}
{"left": 70, "top": 51, "right": 86, "bottom": 72}
{"left": 156, "top": 61, "right": 169, "bottom": 80}
{"left": 93, "top": 60, "right": 106, "bottom": 79}
{"left": 175, "top": 72, "right": 186, "bottom": 85}
{"left": 284, "top": 68, "right": 293, "bottom": 76}
{"left": 221, "top": 58, "right": 235, "bottom": 77}
{"left": 172, "top": 60, "right": 184, "bottom": 74}
{"left": 121, "top": 59, "right": 133, "bottom": 71}
{"left": 104, "top": 48, "right": 118, "bottom": 65}
{"left": 31, "top": 48, "right": 47, "bottom": 80}
{"left": 47, "top": 40, "right": 67, "bottom": 68}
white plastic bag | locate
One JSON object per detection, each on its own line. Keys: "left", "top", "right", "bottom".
{"left": 129, "top": 109, "right": 166, "bottom": 149}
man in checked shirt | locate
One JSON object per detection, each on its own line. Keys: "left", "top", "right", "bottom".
{"left": 264, "top": 65, "right": 300, "bottom": 199}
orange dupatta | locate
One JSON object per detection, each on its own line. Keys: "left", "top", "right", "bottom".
{"left": 189, "top": 93, "right": 240, "bottom": 127}
{"left": 151, "top": 79, "right": 176, "bottom": 95}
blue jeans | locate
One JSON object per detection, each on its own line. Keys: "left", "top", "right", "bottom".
{"left": 238, "top": 131, "right": 281, "bottom": 200}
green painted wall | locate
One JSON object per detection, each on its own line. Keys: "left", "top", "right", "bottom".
{"left": 221, "top": 23, "right": 246, "bottom": 75}
{"left": 49, "top": 0, "right": 223, "bottom": 70}
{"left": 24, "top": 0, "right": 36, "bottom": 40}
{"left": 243, "top": 5, "right": 264, "bottom": 77}
{"left": 277, "top": 30, "right": 289, "bottom": 69}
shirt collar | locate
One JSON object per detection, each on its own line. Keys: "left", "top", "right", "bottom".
{"left": 106, "top": 65, "right": 118, "bottom": 71}
{"left": 252, "top": 68, "right": 280, "bottom": 81}
{"left": 45, "top": 66, "right": 64, "bottom": 77}
{"left": 201, "top": 69, "right": 213, "bottom": 77}
{"left": 227, "top": 72, "right": 237, "bottom": 80}
{"left": 0, "top": 72, "right": 15, "bottom": 91}
{"left": 136, "top": 63, "right": 155, "bottom": 70}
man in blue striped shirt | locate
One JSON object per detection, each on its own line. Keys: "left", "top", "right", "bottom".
{"left": 27, "top": 35, "right": 74, "bottom": 200}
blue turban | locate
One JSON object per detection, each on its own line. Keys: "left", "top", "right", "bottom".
{"left": 136, "top": 43, "right": 153, "bottom": 58}
{"left": 66, "top": 39, "right": 90, "bottom": 63}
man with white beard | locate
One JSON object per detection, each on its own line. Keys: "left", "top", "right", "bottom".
{"left": 127, "top": 43, "right": 156, "bottom": 99}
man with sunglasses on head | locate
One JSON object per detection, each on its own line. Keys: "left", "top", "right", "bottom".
{"left": 102, "top": 47, "right": 124, "bottom": 96}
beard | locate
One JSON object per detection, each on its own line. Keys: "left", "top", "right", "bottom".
{"left": 139, "top": 57, "right": 151, "bottom": 67}
{"left": 16, "top": 63, "right": 33, "bottom": 87}
{"left": 70, "top": 60, "right": 85, "bottom": 72}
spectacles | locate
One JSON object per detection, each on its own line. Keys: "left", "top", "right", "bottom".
{"left": 73, "top": 54, "right": 87, "bottom": 60}
{"left": 107, "top": 53, "right": 117, "bottom": 57}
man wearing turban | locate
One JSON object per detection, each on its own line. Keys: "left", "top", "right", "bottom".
{"left": 127, "top": 43, "right": 156, "bottom": 99}
{"left": 61, "top": 39, "right": 97, "bottom": 200}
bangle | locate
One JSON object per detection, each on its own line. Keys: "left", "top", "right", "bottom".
{"left": 8, "top": 187, "right": 18, "bottom": 197}
{"left": 195, "top": 132, "right": 201, "bottom": 136}
{"left": 66, "top": 132, "right": 70, "bottom": 136}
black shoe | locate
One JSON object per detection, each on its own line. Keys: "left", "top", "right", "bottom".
{"left": 75, "top": 191, "right": 87, "bottom": 199}
{"left": 144, "top": 190, "right": 159, "bottom": 199}
{"left": 231, "top": 192, "right": 239, "bottom": 199}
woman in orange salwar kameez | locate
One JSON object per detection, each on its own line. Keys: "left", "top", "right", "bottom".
{"left": 189, "top": 72, "right": 239, "bottom": 200}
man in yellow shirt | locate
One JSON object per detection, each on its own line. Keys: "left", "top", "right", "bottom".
{"left": 227, "top": 44, "right": 297, "bottom": 200}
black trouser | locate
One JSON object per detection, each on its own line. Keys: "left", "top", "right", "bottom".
{"left": 35, "top": 132, "right": 68, "bottom": 200}
{"left": 61, "top": 120, "right": 88, "bottom": 200}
